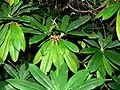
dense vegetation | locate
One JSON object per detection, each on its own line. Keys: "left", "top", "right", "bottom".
{"left": 0, "top": 0, "right": 120, "bottom": 90}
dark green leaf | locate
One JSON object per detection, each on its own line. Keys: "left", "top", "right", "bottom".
{"left": 80, "top": 47, "right": 98, "bottom": 54}
{"left": 61, "top": 15, "right": 69, "bottom": 31}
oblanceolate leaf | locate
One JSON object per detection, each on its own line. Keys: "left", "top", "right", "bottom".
{"left": 0, "top": 29, "right": 11, "bottom": 61}
{"left": 7, "top": 79, "right": 46, "bottom": 90}
{"left": 105, "top": 50, "right": 120, "bottom": 66}
{"left": 10, "top": 22, "right": 26, "bottom": 51}
{"left": 116, "top": 9, "right": 120, "bottom": 41}
{"left": 103, "top": 55, "right": 114, "bottom": 76}
{"left": 29, "top": 64, "right": 55, "bottom": 90}
{"left": 33, "top": 49, "right": 42, "bottom": 64}
{"left": 88, "top": 51, "right": 103, "bottom": 72}
{"left": 102, "top": 3, "right": 120, "bottom": 20}
{"left": 105, "top": 40, "right": 120, "bottom": 49}
{"left": 63, "top": 48, "right": 79, "bottom": 73}
{"left": 9, "top": 41, "right": 19, "bottom": 62}
{"left": 61, "top": 15, "right": 69, "bottom": 31}
{"left": 40, "top": 52, "right": 53, "bottom": 74}
{"left": 66, "top": 16, "right": 90, "bottom": 32}
{"left": 77, "top": 77, "right": 104, "bottom": 90}
{"left": 64, "top": 69, "right": 89, "bottom": 90}
{"left": 0, "top": 24, "right": 9, "bottom": 46}
{"left": 80, "top": 47, "right": 98, "bottom": 54}
{"left": 108, "top": 82, "right": 120, "bottom": 90}
{"left": 61, "top": 39, "right": 79, "bottom": 53}
{"left": 29, "top": 34, "right": 46, "bottom": 44}
{"left": 4, "top": 64, "right": 19, "bottom": 78}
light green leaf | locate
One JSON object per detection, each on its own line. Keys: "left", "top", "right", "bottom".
{"left": 88, "top": 51, "right": 102, "bottom": 72}
{"left": 0, "top": 24, "right": 9, "bottom": 46}
{"left": 29, "top": 34, "right": 46, "bottom": 44}
{"left": 116, "top": 9, "right": 120, "bottom": 41}
{"left": 33, "top": 49, "right": 42, "bottom": 64}
{"left": 61, "top": 39, "right": 79, "bottom": 53}
{"left": 0, "top": 29, "right": 11, "bottom": 61}
{"left": 61, "top": 15, "right": 69, "bottom": 31}
{"left": 29, "top": 64, "right": 55, "bottom": 90}
{"left": 7, "top": 79, "right": 46, "bottom": 90}
{"left": 77, "top": 77, "right": 104, "bottom": 90}
{"left": 63, "top": 48, "right": 79, "bottom": 73}
{"left": 40, "top": 52, "right": 53, "bottom": 74}
{"left": 66, "top": 16, "right": 90, "bottom": 32}
{"left": 9, "top": 41, "right": 19, "bottom": 62}
{"left": 8, "top": 0, "right": 14, "bottom": 6}
{"left": 14, "top": 0, "right": 20, "bottom": 5}
{"left": 102, "top": 3, "right": 120, "bottom": 20}
{"left": 4, "top": 64, "right": 19, "bottom": 78}
{"left": 64, "top": 69, "right": 89, "bottom": 90}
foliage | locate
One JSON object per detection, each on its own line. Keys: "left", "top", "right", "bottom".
{"left": 0, "top": 0, "right": 120, "bottom": 90}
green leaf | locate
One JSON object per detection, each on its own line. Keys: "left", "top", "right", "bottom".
{"left": 95, "top": 8, "right": 106, "bottom": 19}
{"left": 52, "top": 43, "right": 64, "bottom": 70}
{"left": 105, "top": 40, "right": 120, "bottom": 49}
{"left": 40, "top": 52, "right": 53, "bottom": 74}
{"left": 66, "top": 16, "right": 90, "bottom": 32}
{"left": 102, "top": 3, "right": 120, "bottom": 20}
{"left": 108, "top": 83, "right": 120, "bottom": 90}
{"left": 0, "top": 24, "right": 9, "bottom": 46}
{"left": 4, "top": 64, "right": 19, "bottom": 78}
{"left": 68, "top": 31, "right": 88, "bottom": 37}
{"left": 9, "top": 41, "right": 19, "bottom": 62}
{"left": 7, "top": 79, "right": 46, "bottom": 90}
{"left": 61, "top": 15, "right": 69, "bottom": 31}
{"left": 88, "top": 51, "right": 102, "bottom": 72}
{"left": 63, "top": 48, "right": 79, "bottom": 73}
{"left": 8, "top": 0, "right": 14, "bottom": 6}
{"left": 105, "top": 50, "right": 120, "bottom": 66}
{"left": 116, "top": 9, "right": 120, "bottom": 41}
{"left": 33, "top": 49, "right": 42, "bottom": 64}
{"left": 103, "top": 55, "right": 114, "bottom": 76}
{"left": 61, "top": 39, "right": 79, "bottom": 53}
{"left": 14, "top": 0, "right": 20, "bottom": 5}
{"left": 10, "top": 22, "right": 26, "bottom": 51}
{"left": 80, "top": 47, "right": 98, "bottom": 54}
{"left": 77, "top": 77, "right": 104, "bottom": 90}
{"left": 0, "top": 29, "right": 11, "bottom": 61}
{"left": 113, "top": 76, "right": 120, "bottom": 84}
{"left": 29, "top": 64, "right": 55, "bottom": 90}
{"left": 64, "top": 69, "right": 89, "bottom": 90}
{"left": 83, "top": 39, "right": 100, "bottom": 48}
{"left": 29, "top": 34, "right": 46, "bottom": 44}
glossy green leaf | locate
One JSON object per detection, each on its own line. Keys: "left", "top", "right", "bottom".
{"left": 40, "top": 52, "right": 53, "bottom": 74}
{"left": 64, "top": 69, "right": 89, "bottom": 90}
{"left": 116, "top": 9, "right": 120, "bottom": 41}
{"left": 0, "top": 29, "right": 11, "bottom": 61}
{"left": 52, "top": 43, "right": 64, "bottom": 70}
{"left": 29, "top": 34, "right": 46, "bottom": 44}
{"left": 29, "top": 64, "right": 55, "bottom": 90}
{"left": 83, "top": 39, "right": 100, "bottom": 48}
{"left": 33, "top": 49, "right": 42, "bottom": 64}
{"left": 61, "top": 15, "right": 69, "bottom": 31}
{"left": 108, "top": 83, "right": 120, "bottom": 90}
{"left": 105, "top": 50, "right": 120, "bottom": 66}
{"left": 7, "top": 79, "right": 46, "bottom": 90}
{"left": 88, "top": 51, "right": 102, "bottom": 72}
{"left": 66, "top": 16, "right": 90, "bottom": 32}
{"left": 102, "top": 3, "right": 120, "bottom": 20}
{"left": 103, "top": 55, "right": 114, "bottom": 76}
{"left": 77, "top": 77, "right": 104, "bottom": 90}
{"left": 14, "top": 0, "right": 20, "bottom": 5}
{"left": 9, "top": 41, "right": 19, "bottom": 62}
{"left": 105, "top": 40, "right": 120, "bottom": 49}
{"left": 10, "top": 22, "right": 26, "bottom": 51}
{"left": 80, "top": 47, "right": 98, "bottom": 54}
{"left": 4, "top": 64, "right": 19, "bottom": 78}
{"left": 61, "top": 39, "right": 79, "bottom": 53}
{"left": 0, "top": 24, "right": 9, "bottom": 46}
{"left": 63, "top": 48, "right": 79, "bottom": 73}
